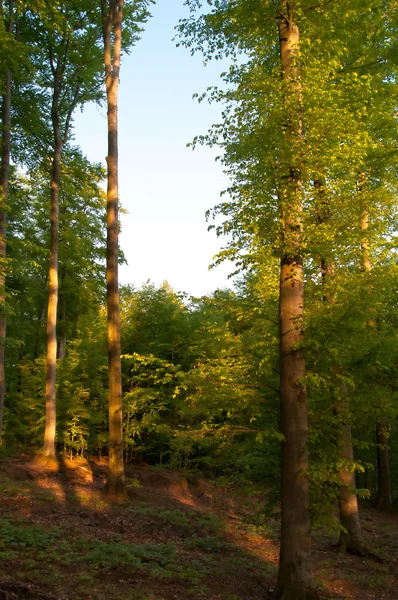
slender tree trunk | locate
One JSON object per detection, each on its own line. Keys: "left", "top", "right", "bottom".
{"left": 43, "top": 138, "right": 61, "bottom": 457}
{"left": 333, "top": 392, "right": 365, "bottom": 554}
{"left": 43, "top": 96, "right": 62, "bottom": 458}
{"left": 315, "top": 178, "right": 365, "bottom": 554}
{"left": 376, "top": 418, "right": 392, "bottom": 511}
{"left": 0, "top": 0, "right": 14, "bottom": 440}
{"left": 274, "top": 4, "right": 317, "bottom": 599}
{"left": 330, "top": 178, "right": 369, "bottom": 553}
{"left": 102, "top": 0, "right": 127, "bottom": 500}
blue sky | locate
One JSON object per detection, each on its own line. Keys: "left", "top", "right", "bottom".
{"left": 74, "top": 0, "right": 235, "bottom": 297}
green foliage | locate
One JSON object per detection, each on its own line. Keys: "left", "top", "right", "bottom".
{"left": 80, "top": 538, "right": 176, "bottom": 572}
{"left": 57, "top": 311, "right": 108, "bottom": 456}
{"left": 0, "top": 517, "right": 61, "bottom": 556}
{"left": 184, "top": 534, "right": 230, "bottom": 552}
{"left": 130, "top": 503, "right": 224, "bottom": 533}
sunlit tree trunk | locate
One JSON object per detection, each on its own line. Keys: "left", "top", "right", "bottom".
{"left": 43, "top": 95, "right": 62, "bottom": 458}
{"left": 0, "top": 0, "right": 14, "bottom": 440}
{"left": 42, "top": 18, "right": 84, "bottom": 457}
{"left": 274, "top": 3, "right": 317, "bottom": 598}
{"left": 102, "top": 0, "right": 127, "bottom": 500}
{"left": 57, "top": 274, "right": 66, "bottom": 360}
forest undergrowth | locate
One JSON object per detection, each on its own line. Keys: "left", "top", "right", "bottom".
{"left": 0, "top": 453, "right": 396, "bottom": 600}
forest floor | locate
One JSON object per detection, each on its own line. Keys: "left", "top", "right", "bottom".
{"left": 0, "top": 454, "right": 396, "bottom": 600}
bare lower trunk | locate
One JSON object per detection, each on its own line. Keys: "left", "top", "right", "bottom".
{"left": 334, "top": 396, "right": 365, "bottom": 555}
{"left": 376, "top": 419, "right": 392, "bottom": 511}
{"left": 0, "top": 1, "right": 14, "bottom": 440}
{"left": 328, "top": 176, "right": 370, "bottom": 553}
{"left": 274, "top": 4, "right": 316, "bottom": 598}
{"left": 275, "top": 259, "right": 317, "bottom": 600}
{"left": 43, "top": 136, "right": 61, "bottom": 458}
{"left": 102, "top": 0, "right": 126, "bottom": 500}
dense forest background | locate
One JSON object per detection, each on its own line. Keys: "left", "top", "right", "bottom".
{"left": 0, "top": 1, "right": 397, "bottom": 599}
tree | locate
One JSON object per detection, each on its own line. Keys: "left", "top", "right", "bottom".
{"left": 179, "top": 1, "right": 318, "bottom": 595}
{"left": 101, "top": 0, "right": 153, "bottom": 498}
{"left": 2, "top": 150, "right": 107, "bottom": 447}
{"left": 120, "top": 281, "right": 191, "bottom": 366}
{"left": 178, "top": 0, "right": 398, "bottom": 594}
{"left": 274, "top": 4, "right": 317, "bottom": 596}
{"left": 18, "top": 3, "right": 104, "bottom": 457}
{"left": 101, "top": 0, "right": 127, "bottom": 499}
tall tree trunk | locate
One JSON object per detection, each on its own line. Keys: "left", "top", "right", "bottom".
{"left": 0, "top": 0, "right": 14, "bottom": 440}
{"left": 43, "top": 127, "right": 62, "bottom": 457}
{"left": 43, "top": 63, "right": 64, "bottom": 457}
{"left": 102, "top": 0, "right": 127, "bottom": 500}
{"left": 376, "top": 418, "right": 392, "bottom": 511}
{"left": 274, "top": 4, "right": 317, "bottom": 599}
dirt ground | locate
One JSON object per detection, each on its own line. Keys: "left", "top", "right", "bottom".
{"left": 0, "top": 454, "right": 396, "bottom": 600}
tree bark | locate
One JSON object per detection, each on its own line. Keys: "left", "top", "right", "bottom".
{"left": 43, "top": 117, "right": 62, "bottom": 458}
{"left": 102, "top": 0, "right": 127, "bottom": 500}
{"left": 43, "top": 26, "right": 83, "bottom": 457}
{"left": 57, "top": 281, "right": 66, "bottom": 360}
{"left": 274, "top": 4, "right": 317, "bottom": 599}
{"left": 0, "top": 0, "right": 14, "bottom": 440}
{"left": 333, "top": 393, "right": 365, "bottom": 554}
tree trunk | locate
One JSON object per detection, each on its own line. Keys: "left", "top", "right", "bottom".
{"left": 333, "top": 394, "right": 365, "bottom": 555}
{"left": 376, "top": 419, "right": 392, "bottom": 511}
{"left": 0, "top": 0, "right": 14, "bottom": 440}
{"left": 315, "top": 176, "right": 365, "bottom": 554}
{"left": 43, "top": 133, "right": 61, "bottom": 457}
{"left": 274, "top": 4, "right": 317, "bottom": 599}
{"left": 329, "top": 176, "right": 370, "bottom": 554}
{"left": 102, "top": 0, "right": 127, "bottom": 500}
{"left": 43, "top": 77, "right": 63, "bottom": 457}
